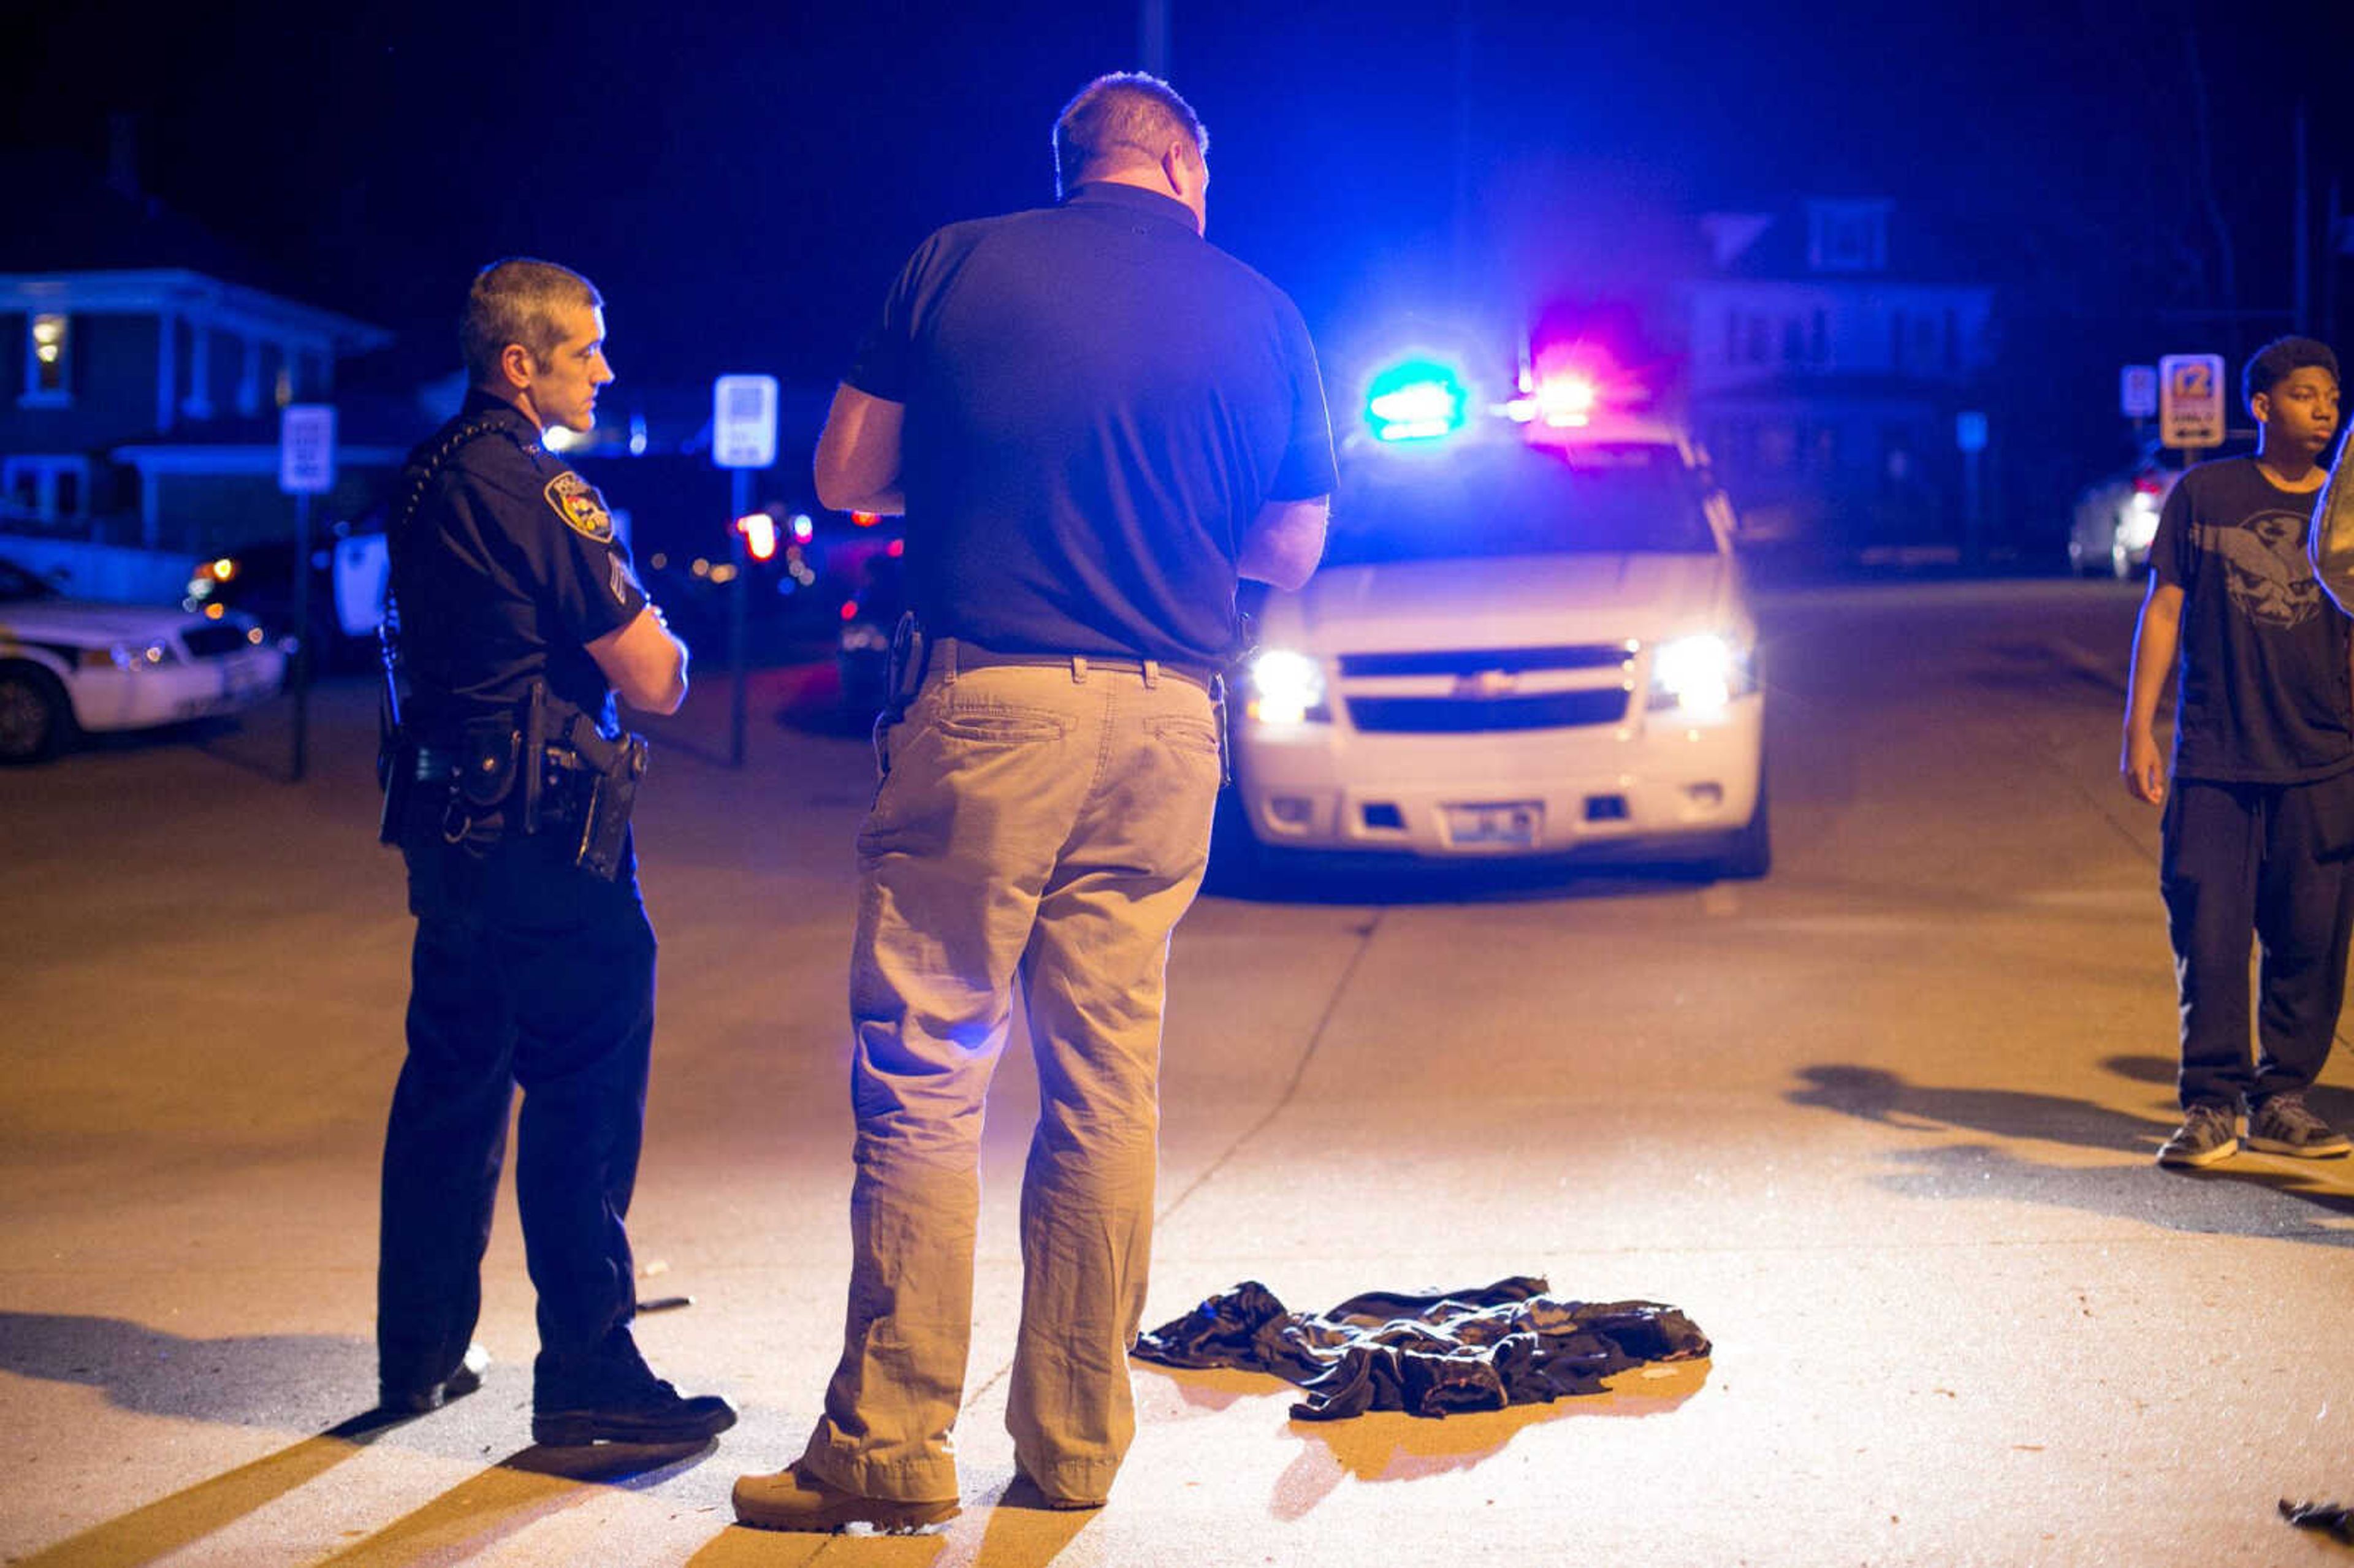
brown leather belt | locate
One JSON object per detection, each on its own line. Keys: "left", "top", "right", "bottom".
{"left": 942, "top": 639, "right": 1219, "bottom": 691}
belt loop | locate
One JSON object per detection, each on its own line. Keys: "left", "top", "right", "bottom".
{"left": 942, "top": 636, "right": 961, "bottom": 687}
{"left": 1142, "top": 658, "right": 1160, "bottom": 688}
{"left": 1070, "top": 655, "right": 1089, "bottom": 685}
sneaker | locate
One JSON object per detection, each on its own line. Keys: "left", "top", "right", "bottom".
{"left": 732, "top": 1461, "right": 960, "bottom": 1533}
{"left": 379, "top": 1342, "right": 490, "bottom": 1416}
{"left": 2246, "top": 1094, "right": 2353, "bottom": 1159}
{"left": 2156, "top": 1104, "right": 2239, "bottom": 1169}
{"left": 531, "top": 1330, "right": 736, "bottom": 1447}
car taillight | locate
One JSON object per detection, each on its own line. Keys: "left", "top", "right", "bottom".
{"left": 2132, "top": 476, "right": 2164, "bottom": 497}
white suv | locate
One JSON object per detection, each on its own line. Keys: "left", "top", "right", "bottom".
{"left": 0, "top": 555, "right": 286, "bottom": 763}
{"left": 1227, "top": 417, "right": 1767, "bottom": 879}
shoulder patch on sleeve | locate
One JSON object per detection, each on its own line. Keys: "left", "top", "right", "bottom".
{"left": 545, "top": 471, "right": 613, "bottom": 542}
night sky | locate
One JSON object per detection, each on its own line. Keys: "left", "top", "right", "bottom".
{"left": 8, "top": 0, "right": 2350, "bottom": 419}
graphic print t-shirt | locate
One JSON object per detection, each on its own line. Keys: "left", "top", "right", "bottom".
{"left": 2152, "top": 455, "right": 2353, "bottom": 783}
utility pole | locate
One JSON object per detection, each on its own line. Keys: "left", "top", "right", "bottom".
{"left": 1138, "top": 0, "right": 1168, "bottom": 74}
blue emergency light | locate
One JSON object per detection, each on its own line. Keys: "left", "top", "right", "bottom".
{"left": 1365, "top": 360, "right": 1469, "bottom": 443}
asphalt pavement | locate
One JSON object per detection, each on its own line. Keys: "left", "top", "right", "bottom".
{"left": 4, "top": 579, "right": 2352, "bottom": 1567}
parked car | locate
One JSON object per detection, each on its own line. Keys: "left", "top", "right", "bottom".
{"left": 2069, "top": 433, "right": 2252, "bottom": 579}
{"left": 185, "top": 519, "right": 389, "bottom": 671}
{"left": 0, "top": 555, "right": 286, "bottom": 763}
{"left": 1225, "top": 411, "right": 1768, "bottom": 881}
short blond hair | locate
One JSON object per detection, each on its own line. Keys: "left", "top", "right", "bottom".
{"left": 460, "top": 258, "right": 602, "bottom": 384}
{"left": 1053, "top": 73, "right": 1208, "bottom": 199}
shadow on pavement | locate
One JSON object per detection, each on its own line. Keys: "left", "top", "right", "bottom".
{"left": 0, "top": 1311, "right": 367, "bottom": 1426}
{"left": 1273, "top": 1360, "right": 1712, "bottom": 1520}
{"left": 1788, "top": 1064, "right": 2178, "bottom": 1152}
{"left": 314, "top": 1439, "right": 717, "bottom": 1567}
{"left": 1139, "top": 1357, "right": 1711, "bottom": 1523}
{"left": 1789, "top": 1063, "right": 2354, "bottom": 1247}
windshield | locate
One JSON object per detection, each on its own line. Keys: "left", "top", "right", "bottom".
{"left": 0, "top": 560, "right": 59, "bottom": 603}
{"left": 1325, "top": 440, "right": 1718, "bottom": 567}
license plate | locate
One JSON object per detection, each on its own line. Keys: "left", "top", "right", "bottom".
{"left": 1444, "top": 801, "right": 1542, "bottom": 848}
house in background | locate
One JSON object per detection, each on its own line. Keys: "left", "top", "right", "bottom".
{"left": 1682, "top": 199, "right": 1995, "bottom": 557}
{"left": 0, "top": 147, "right": 397, "bottom": 561}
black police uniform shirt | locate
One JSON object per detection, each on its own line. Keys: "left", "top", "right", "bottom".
{"left": 846, "top": 181, "right": 1338, "bottom": 668}
{"left": 390, "top": 389, "right": 649, "bottom": 741}
{"left": 2152, "top": 454, "right": 2354, "bottom": 784}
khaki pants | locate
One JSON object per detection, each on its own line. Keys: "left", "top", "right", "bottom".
{"left": 802, "top": 643, "right": 1223, "bottom": 1504}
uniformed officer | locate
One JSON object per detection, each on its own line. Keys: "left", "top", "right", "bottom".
{"left": 375, "top": 257, "right": 734, "bottom": 1447}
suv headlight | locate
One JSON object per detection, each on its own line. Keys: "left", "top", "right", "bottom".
{"left": 1647, "top": 633, "right": 1754, "bottom": 720}
{"left": 1245, "top": 647, "right": 1330, "bottom": 725}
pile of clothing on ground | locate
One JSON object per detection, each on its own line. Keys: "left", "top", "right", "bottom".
{"left": 2281, "top": 1498, "right": 2354, "bottom": 1543}
{"left": 1133, "top": 1274, "right": 1710, "bottom": 1420}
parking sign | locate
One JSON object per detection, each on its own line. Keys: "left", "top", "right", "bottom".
{"left": 712, "top": 375, "right": 779, "bottom": 470}
{"left": 280, "top": 404, "right": 337, "bottom": 494}
{"left": 2158, "top": 354, "right": 2225, "bottom": 449}
{"left": 2120, "top": 365, "right": 2158, "bottom": 420}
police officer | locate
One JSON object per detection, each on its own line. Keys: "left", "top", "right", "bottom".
{"left": 375, "top": 257, "right": 734, "bottom": 1447}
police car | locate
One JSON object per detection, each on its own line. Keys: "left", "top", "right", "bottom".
{"left": 0, "top": 554, "right": 286, "bottom": 763}
{"left": 1224, "top": 363, "right": 1769, "bottom": 879}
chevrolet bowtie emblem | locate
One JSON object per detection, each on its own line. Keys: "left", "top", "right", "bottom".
{"left": 1453, "top": 669, "right": 1520, "bottom": 698}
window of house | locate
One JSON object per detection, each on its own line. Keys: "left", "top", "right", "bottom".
{"left": 1807, "top": 200, "right": 1891, "bottom": 273}
{"left": 1810, "top": 308, "right": 1828, "bottom": 366}
{"left": 2, "top": 455, "right": 93, "bottom": 523}
{"left": 1781, "top": 318, "right": 1805, "bottom": 365}
{"left": 1746, "top": 314, "right": 1770, "bottom": 364}
{"left": 23, "top": 313, "right": 71, "bottom": 405}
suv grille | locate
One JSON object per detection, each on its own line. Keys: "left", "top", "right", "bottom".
{"left": 180, "top": 623, "right": 251, "bottom": 659}
{"left": 1336, "top": 643, "right": 1634, "bottom": 734}
{"left": 1346, "top": 688, "right": 1631, "bottom": 734}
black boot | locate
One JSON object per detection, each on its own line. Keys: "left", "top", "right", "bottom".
{"left": 531, "top": 1328, "right": 736, "bottom": 1446}
{"left": 379, "top": 1342, "right": 491, "bottom": 1417}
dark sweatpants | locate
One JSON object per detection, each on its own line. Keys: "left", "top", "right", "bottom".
{"left": 2159, "top": 775, "right": 2354, "bottom": 1113}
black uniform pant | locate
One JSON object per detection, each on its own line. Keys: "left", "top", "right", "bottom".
{"left": 2160, "top": 775, "right": 2354, "bottom": 1113}
{"left": 377, "top": 822, "right": 654, "bottom": 1393}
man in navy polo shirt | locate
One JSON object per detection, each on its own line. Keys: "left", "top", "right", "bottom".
{"left": 734, "top": 73, "right": 1334, "bottom": 1532}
